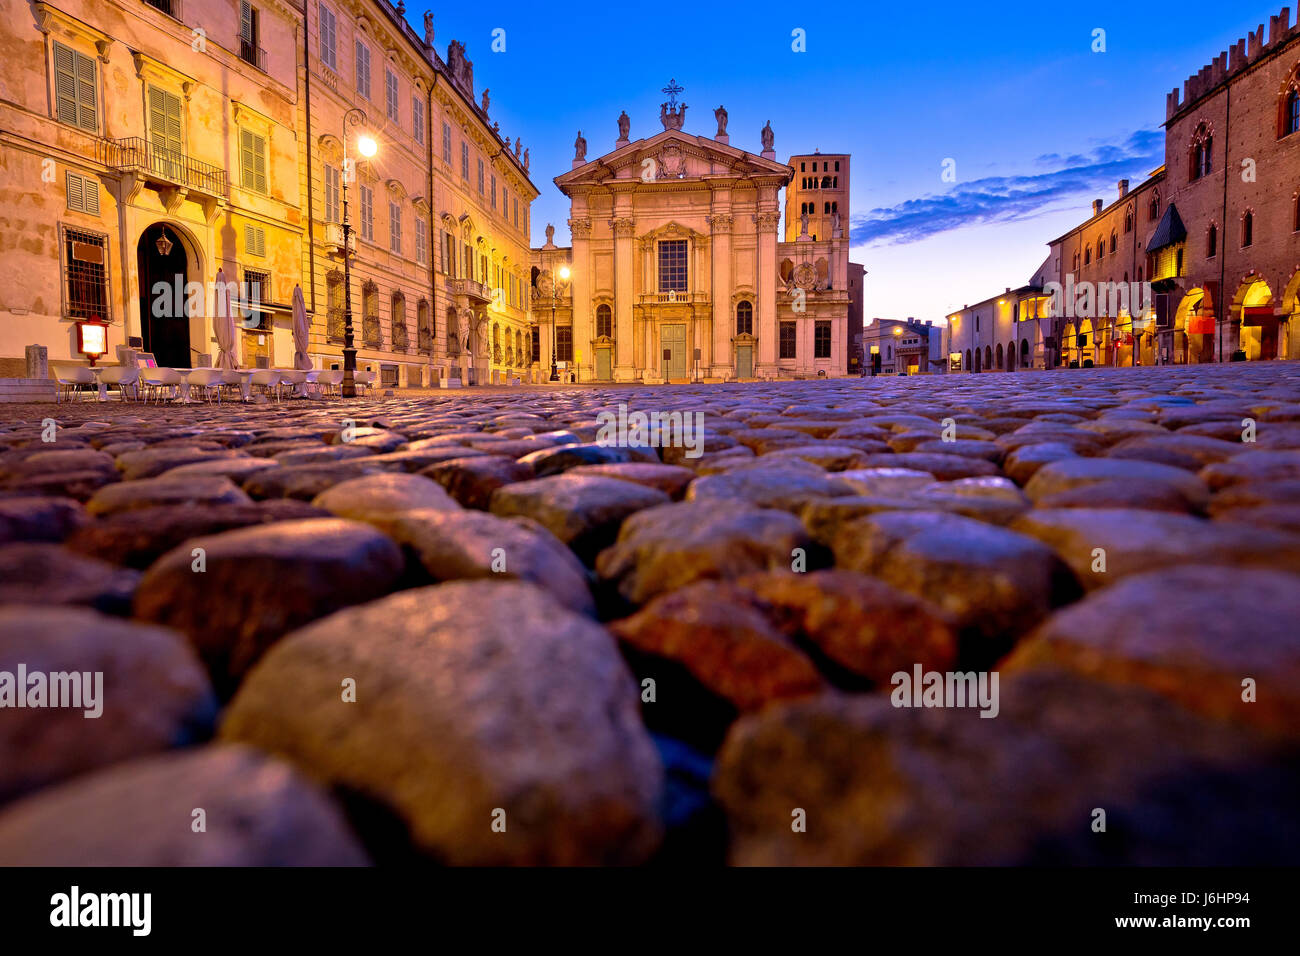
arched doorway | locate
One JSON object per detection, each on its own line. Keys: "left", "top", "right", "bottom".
{"left": 1234, "top": 278, "right": 1276, "bottom": 360}
{"left": 137, "top": 223, "right": 192, "bottom": 368}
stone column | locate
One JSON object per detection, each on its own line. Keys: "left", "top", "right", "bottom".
{"left": 568, "top": 217, "right": 591, "bottom": 380}
{"left": 709, "top": 212, "right": 733, "bottom": 378}
{"left": 754, "top": 209, "right": 781, "bottom": 373}
{"left": 612, "top": 216, "right": 636, "bottom": 380}
{"left": 25, "top": 345, "right": 49, "bottom": 379}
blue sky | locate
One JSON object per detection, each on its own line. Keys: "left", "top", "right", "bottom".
{"left": 409, "top": 2, "right": 1280, "bottom": 322}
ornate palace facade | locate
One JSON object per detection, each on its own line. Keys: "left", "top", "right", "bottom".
{"left": 531, "top": 87, "right": 851, "bottom": 383}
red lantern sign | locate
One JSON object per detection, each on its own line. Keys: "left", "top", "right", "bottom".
{"left": 76, "top": 317, "right": 109, "bottom": 366}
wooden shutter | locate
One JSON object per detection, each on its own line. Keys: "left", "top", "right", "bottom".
{"left": 240, "top": 1, "right": 255, "bottom": 43}
{"left": 240, "top": 129, "right": 267, "bottom": 193}
{"left": 73, "top": 47, "right": 96, "bottom": 130}
{"left": 65, "top": 171, "right": 83, "bottom": 211}
{"left": 244, "top": 224, "right": 265, "bottom": 257}
{"left": 148, "top": 86, "right": 181, "bottom": 153}
{"left": 53, "top": 43, "right": 79, "bottom": 125}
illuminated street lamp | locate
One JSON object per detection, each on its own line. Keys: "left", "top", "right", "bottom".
{"left": 340, "top": 108, "right": 377, "bottom": 398}
{"left": 548, "top": 264, "right": 570, "bottom": 382}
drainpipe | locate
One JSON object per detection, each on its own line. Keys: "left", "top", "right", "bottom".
{"left": 303, "top": 19, "right": 315, "bottom": 314}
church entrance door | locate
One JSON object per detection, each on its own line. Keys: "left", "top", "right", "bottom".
{"left": 661, "top": 324, "right": 686, "bottom": 380}
{"left": 736, "top": 345, "right": 752, "bottom": 379}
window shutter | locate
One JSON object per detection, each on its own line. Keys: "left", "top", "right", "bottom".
{"left": 254, "top": 134, "right": 267, "bottom": 193}
{"left": 73, "top": 48, "right": 96, "bottom": 131}
{"left": 240, "top": 1, "right": 254, "bottom": 43}
{"left": 53, "top": 43, "right": 79, "bottom": 126}
{"left": 65, "top": 171, "right": 82, "bottom": 211}
{"left": 244, "top": 224, "right": 265, "bottom": 257}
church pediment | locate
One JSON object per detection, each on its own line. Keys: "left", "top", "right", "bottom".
{"left": 556, "top": 129, "right": 791, "bottom": 191}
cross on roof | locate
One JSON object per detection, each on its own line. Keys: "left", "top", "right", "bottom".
{"left": 662, "top": 78, "right": 684, "bottom": 109}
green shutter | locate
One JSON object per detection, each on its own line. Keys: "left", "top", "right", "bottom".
{"left": 65, "top": 170, "right": 82, "bottom": 211}
{"left": 240, "top": 1, "right": 254, "bottom": 42}
{"left": 240, "top": 129, "right": 267, "bottom": 193}
{"left": 73, "top": 48, "right": 96, "bottom": 131}
{"left": 53, "top": 43, "right": 78, "bottom": 125}
{"left": 148, "top": 86, "right": 181, "bottom": 154}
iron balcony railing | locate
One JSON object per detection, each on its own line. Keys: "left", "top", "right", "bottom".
{"left": 239, "top": 38, "right": 268, "bottom": 72}
{"left": 99, "top": 137, "right": 229, "bottom": 198}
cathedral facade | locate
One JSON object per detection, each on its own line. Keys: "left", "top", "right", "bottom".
{"left": 531, "top": 88, "right": 851, "bottom": 383}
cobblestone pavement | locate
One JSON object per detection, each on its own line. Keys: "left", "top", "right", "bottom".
{"left": 1, "top": 364, "right": 1298, "bottom": 865}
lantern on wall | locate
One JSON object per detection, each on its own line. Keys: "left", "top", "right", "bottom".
{"left": 76, "top": 316, "right": 109, "bottom": 366}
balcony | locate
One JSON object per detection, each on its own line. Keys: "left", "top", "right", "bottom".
{"left": 99, "top": 137, "right": 228, "bottom": 200}
{"left": 639, "top": 291, "right": 708, "bottom": 306}
{"left": 239, "top": 38, "right": 268, "bottom": 73}
{"left": 449, "top": 278, "right": 492, "bottom": 303}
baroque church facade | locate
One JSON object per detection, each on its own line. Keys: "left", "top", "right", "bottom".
{"left": 530, "top": 86, "right": 851, "bottom": 383}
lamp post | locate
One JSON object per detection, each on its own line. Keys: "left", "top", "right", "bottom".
{"left": 340, "top": 108, "right": 377, "bottom": 398}
{"left": 548, "top": 264, "right": 569, "bottom": 382}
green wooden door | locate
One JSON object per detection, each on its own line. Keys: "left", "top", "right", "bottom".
{"left": 595, "top": 346, "right": 611, "bottom": 381}
{"left": 736, "top": 345, "right": 752, "bottom": 379}
{"left": 661, "top": 324, "right": 686, "bottom": 379}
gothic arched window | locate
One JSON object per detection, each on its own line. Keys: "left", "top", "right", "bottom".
{"left": 596, "top": 303, "right": 612, "bottom": 338}
{"left": 736, "top": 300, "right": 753, "bottom": 336}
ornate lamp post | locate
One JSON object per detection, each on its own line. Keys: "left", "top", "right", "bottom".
{"left": 340, "top": 108, "right": 377, "bottom": 398}
{"left": 544, "top": 264, "right": 570, "bottom": 382}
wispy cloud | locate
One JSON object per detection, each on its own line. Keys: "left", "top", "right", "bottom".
{"left": 850, "top": 130, "right": 1164, "bottom": 247}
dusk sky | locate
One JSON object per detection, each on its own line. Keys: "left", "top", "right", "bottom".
{"left": 409, "top": 2, "right": 1280, "bottom": 324}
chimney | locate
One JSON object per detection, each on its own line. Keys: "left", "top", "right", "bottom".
{"left": 1118, "top": 179, "right": 1129, "bottom": 198}
{"left": 1092, "top": 199, "right": 1103, "bottom": 217}
{"left": 925, "top": 320, "right": 932, "bottom": 326}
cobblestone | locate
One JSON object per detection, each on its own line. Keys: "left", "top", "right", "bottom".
{"left": 2, "top": 364, "right": 1299, "bottom": 865}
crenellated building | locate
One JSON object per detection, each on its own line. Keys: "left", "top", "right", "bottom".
{"left": 951, "top": 5, "right": 1300, "bottom": 371}
{"left": 530, "top": 92, "right": 851, "bottom": 383}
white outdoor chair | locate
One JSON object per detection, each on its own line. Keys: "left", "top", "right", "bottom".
{"left": 140, "top": 367, "right": 182, "bottom": 404}
{"left": 187, "top": 369, "right": 226, "bottom": 404}
{"left": 315, "top": 370, "right": 343, "bottom": 397}
{"left": 354, "top": 370, "right": 376, "bottom": 396}
{"left": 53, "top": 365, "right": 96, "bottom": 403}
{"left": 279, "top": 369, "right": 307, "bottom": 398}
{"left": 97, "top": 366, "right": 140, "bottom": 402}
{"left": 220, "top": 369, "right": 246, "bottom": 403}
{"left": 249, "top": 369, "right": 283, "bottom": 402}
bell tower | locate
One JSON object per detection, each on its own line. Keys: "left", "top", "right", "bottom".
{"left": 784, "top": 150, "right": 849, "bottom": 243}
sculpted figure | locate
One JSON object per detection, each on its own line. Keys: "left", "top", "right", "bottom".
{"left": 423, "top": 12, "right": 434, "bottom": 46}
{"left": 618, "top": 110, "right": 630, "bottom": 140}
{"left": 574, "top": 131, "right": 586, "bottom": 162}
{"left": 714, "top": 105, "right": 728, "bottom": 135}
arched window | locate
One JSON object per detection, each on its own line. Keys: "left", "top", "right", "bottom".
{"left": 1109, "top": 230, "right": 1117, "bottom": 254}
{"left": 417, "top": 299, "right": 431, "bottom": 352}
{"left": 1020, "top": 339, "right": 1029, "bottom": 367}
{"left": 1284, "top": 88, "right": 1300, "bottom": 137}
{"left": 326, "top": 270, "right": 344, "bottom": 340}
{"left": 1189, "top": 126, "right": 1213, "bottom": 180}
{"left": 821, "top": 176, "right": 831, "bottom": 188}
{"left": 390, "top": 291, "right": 408, "bottom": 350}
{"left": 1124, "top": 206, "right": 1133, "bottom": 233}
{"left": 736, "top": 300, "right": 753, "bottom": 336}
{"left": 1097, "top": 238, "right": 1105, "bottom": 260}
{"left": 446, "top": 307, "right": 460, "bottom": 354}
{"left": 996, "top": 343, "right": 1004, "bottom": 369}
{"left": 1207, "top": 223, "right": 1218, "bottom": 257}
{"left": 965, "top": 349, "right": 972, "bottom": 371}
{"left": 1294, "top": 195, "right": 1300, "bottom": 232}
{"left": 1084, "top": 246, "right": 1091, "bottom": 265}
{"left": 1149, "top": 194, "right": 1160, "bottom": 221}
{"left": 823, "top": 202, "right": 830, "bottom": 214}
{"left": 1242, "top": 210, "right": 1254, "bottom": 247}
{"left": 595, "top": 303, "right": 612, "bottom": 338}
{"left": 361, "top": 281, "right": 380, "bottom": 348}
{"left": 984, "top": 345, "right": 992, "bottom": 370}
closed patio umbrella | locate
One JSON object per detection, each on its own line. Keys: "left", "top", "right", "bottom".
{"left": 292, "top": 284, "right": 311, "bottom": 370}
{"left": 213, "top": 267, "right": 238, "bottom": 371}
